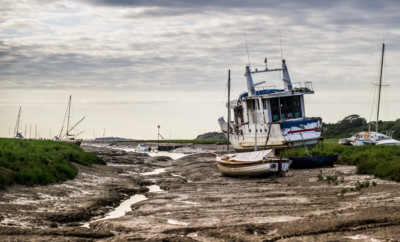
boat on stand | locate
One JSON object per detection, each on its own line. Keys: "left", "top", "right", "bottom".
{"left": 218, "top": 57, "right": 322, "bottom": 151}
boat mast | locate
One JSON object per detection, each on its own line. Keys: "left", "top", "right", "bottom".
{"left": 227, "top": 70, "right": 231, "bottom": 154}
{"left": 66, "top": 95, "right": 72, "bottom": 137}
{"left": 376, "top": 43, "right": 385, "bottom": 133}
{"left": 14, "top": 106, "right": 21, "bottom": 136}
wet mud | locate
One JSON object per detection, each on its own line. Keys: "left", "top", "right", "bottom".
{"left": 1, "top": 142, "right": 400, "bottom": 241}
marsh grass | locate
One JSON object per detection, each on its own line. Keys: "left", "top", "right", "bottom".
{"left": 123, "top": 139, "right": 228, "bottom": 145}
{"left": 282, "top": 141, "right": 400, "bottom": 182}
{"left": 0, "top": 138, "right": 104, "bottom": 187}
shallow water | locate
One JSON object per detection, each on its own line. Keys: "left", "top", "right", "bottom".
{"left": 142, "top": 168, "right": 166, "bottom": 176}
{"left": 84, "top": 143, "right": 187, "bottom": 160}
{"left": 82, "top": 167, "right": 167, "bottom": 228}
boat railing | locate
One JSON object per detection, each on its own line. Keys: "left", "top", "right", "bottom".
{"left": 292, "top": 81, "right": 313, "bottom": 92}
{"left": 255, "top": 85, "right": 276, "bottom": 91}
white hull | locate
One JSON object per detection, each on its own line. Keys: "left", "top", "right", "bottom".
{"left": 219, "top": 119, "right": 322, "bottom": 150}
{"left": 215, "top": 150, "right": 290, "bottom": 177}
{"left": 342, "top": 131, "right": 400, "bottom": 146}
{"left": 217, "top": 161, "right": 290, "bottom": 177}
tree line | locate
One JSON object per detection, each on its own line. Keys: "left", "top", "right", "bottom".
{"left": 323, "top": 114, "right": 400, "bottom": 139}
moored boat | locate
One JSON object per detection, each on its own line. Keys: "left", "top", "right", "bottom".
{"left": 215, "top": 149, "right": 291, "bottom": 177}
{"left": 339, "top": 43, "right": 400, "bottom": 146}
{"left": 289, "top": 155, "right": 337, "bottom": 169}
{"left": 218, "top": 58, "right": 322, "bottom": 151}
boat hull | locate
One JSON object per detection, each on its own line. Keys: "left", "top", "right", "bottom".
{"left": 216, "top": 157, "right": 290, "bottom": 177}
{"left": 290, "top": 155, "right": 337, "bottom": 169}
{"left": 220, "top": 118, "right": 322, "bottom": 151}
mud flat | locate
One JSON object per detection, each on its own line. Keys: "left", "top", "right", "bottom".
{"left": 1, "top": 142, "right": 400, "bottom": 241}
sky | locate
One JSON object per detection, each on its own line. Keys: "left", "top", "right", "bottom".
{"left": 1, "top": 0, "right": 400, "bottom": 140}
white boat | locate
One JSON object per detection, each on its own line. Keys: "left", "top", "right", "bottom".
{"left": 218, "top": 58, "right": 322, "bottom": 151}
{"left": 340, "top": 43, "right": 400, "bottom": 146}
{"left": 338, "top": 138, "right": 351, "bottom": 145}
{"left": 57, "top": 95, "right": 85, "bottom": 142}
{"left": 215, "top": 149, "right": 291, "bottom": 177}
{"left": 349, "top": 131, "right": 400, "bottom": 146}
{"left": 135, "top": 143, "right": 152, "bottom": 152}
{"left": 14, "top": 106, "right": 24, "bottom": 139}
{"left": 215, "top": 70, "right": 291, "bottom": 177}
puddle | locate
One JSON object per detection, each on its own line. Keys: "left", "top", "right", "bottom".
{"left": 148, "top": 184, "right": 165, "bottom": 193}
{"left": 82, "top": 167, "right": 169, "bottom": 228}
{"left": 346, "top": 234, "right": 380, "bottom": 241}
{"left": 171, "top": 173, "right": 193, "bottom": 182}
{"left": 148, "top": 152, "right": 187, "bottom": 160}
{"left": 142, "top": 168, "right": 166, "bottom": 176}
{"left": 252, "top": 216, "right": 302, "bottom": 224}
{"left": 167, "top": 219, "right": 189, "bottom": 226}
{"left": 81, "top": 194, "right": 148, "bottom": 228}
{"left": 84, "top": 143, "right": 187, "bottom": 160}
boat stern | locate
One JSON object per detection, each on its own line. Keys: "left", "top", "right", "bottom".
{"left": 280, "top": 117, "right": 323, "bottom": 148}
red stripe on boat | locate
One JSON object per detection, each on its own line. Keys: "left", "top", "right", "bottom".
{"left": 288, "top": 128, "right": 316, "bottom": 134}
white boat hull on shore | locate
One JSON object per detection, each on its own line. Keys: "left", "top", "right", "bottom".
{"left": 215, "top": 150, "right": 291, "bottom": 177}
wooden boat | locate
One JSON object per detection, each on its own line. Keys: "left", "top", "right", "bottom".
{"left": 215, "top": 149, "right": 291, "bottom": 177}
{"left": 289, "top": 155, "right": 337, "bottom": 169}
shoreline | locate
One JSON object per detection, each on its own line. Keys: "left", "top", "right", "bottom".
{"left": 0, "top": 142, "right": 399, "bottom": 241}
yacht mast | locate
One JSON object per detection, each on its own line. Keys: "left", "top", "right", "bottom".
{"left": 66, "top": 95, "right": 72, "bottom": 137}
{"left": 14, "top": 106, "right": 21, "bottom": 136}
{"left": 227, "top": 70, "right": 231, "bottom": 153}
{"left": 376, "top": 43, "right": 385, "bottom": 132}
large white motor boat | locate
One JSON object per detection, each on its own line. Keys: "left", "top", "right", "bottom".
{"left": 218, "top": 58, "right": 322, "bottom": 151}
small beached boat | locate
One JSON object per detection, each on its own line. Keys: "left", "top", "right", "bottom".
{"left": 289, "top": 155, "right": 337, "bottom": 169}
{"left": 216, "top": 149, "right": 291, "bottom": 177}
{"left": 135, "top": 143, "right": 152, "bottom": 152}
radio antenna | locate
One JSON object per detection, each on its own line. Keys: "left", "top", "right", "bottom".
{"left": 244, "top": 33, "right": 251, "bottom": 68}
{"left": 279, "top": 29, "right": 284, "bottom": 60}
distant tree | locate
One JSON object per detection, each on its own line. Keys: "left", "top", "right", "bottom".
{"left": 323, "top": 114, "right": 368, "bottom": 138}
{"left": 196, "top": 132, "right": 226, "bottom": 140}
{"left": 338, "top": 114, "right": 367, "bottom": 128}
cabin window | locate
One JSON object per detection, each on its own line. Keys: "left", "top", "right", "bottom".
{"left": 270, "top": 96, "right": 302, "bottom": 121}
{"left": 234, "top": 106, "right": 244, "bottom": 125}
{"left": 247, "top": 99, "right": 260, "bottom": 110}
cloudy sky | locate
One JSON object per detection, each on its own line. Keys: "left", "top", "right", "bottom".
{"left": 1, "top": 0, "right": 400, "bottom": 139}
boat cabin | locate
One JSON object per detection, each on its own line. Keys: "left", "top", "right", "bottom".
{"left": 232, "top": 88, "right": 312, "bottom": 126}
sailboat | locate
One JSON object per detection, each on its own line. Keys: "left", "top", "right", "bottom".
{"left": 215, "top": 70, "right": 291, "bottom": 177}
{"left": 218, "top": 57, "right": 322, "bottom": 151}
{"left": 14, "top": 106, "right": 23, "bottom": 139}
{"left": 339, "top": 43, "right": 400, "bottom": 146}
{"left": 54, "top": 95, "right": 85, "bottom": 143}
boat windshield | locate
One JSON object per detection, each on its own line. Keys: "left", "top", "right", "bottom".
{"left": 270, "top": 96, "right": 302, "bottom": 121}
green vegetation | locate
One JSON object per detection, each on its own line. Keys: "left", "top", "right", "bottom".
{"left": 323, "top": 114, "right": 400, "bottom": 139}
{"left": 282, "top": 141, "right": 400, "bottom": 182}
{"left": 340, "top": 179, "right": 375, "bottom": 196}
{"left": 129, "top": 139, "right": 227, "bottom": 145}
{"left": 196, "top": 132, "right": 226, "bottom": 140}
{"left": 0, "top": 138, "right": 104, "bottom": 188}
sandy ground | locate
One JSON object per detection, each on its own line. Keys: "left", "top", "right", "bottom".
{"left": 1, "top": 142, "right": 400, "bottom": 241}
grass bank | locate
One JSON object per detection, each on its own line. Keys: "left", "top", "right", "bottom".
{"left": 282, "top": 140, "right": 400, "bottom": 182}
{"left": 0, "top": 138, "right": 104, "bottom": 188}
{"left": 123, "top": 139, "right": 228, "bottom": 145}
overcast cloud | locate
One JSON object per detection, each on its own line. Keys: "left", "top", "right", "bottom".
{"left": 1, "top": 0, "right": 400, "bottom": 139}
